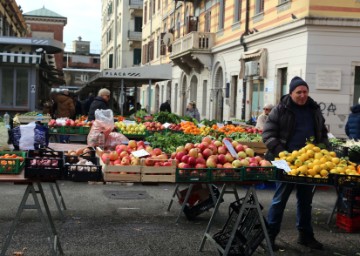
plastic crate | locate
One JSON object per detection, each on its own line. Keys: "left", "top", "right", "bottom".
{"left": 348, "top": 149, "right": 360, "bottom": 164}
{"left": 276, "top": 170, "right": 332, "bottom": 185}
{"left": 330, "top": 144, "right": 349, "bottom": 158}
{"left": 329, "top": 174, "right": 360, "bottom": 188}
{"left": 0, "top": 151, "right": 26, "bottom": 175}
{"left": 49, "top": 127, "right": 61, "bottom": 134}
{"left": 336, "top": 213, "right": 360, "bottom": 233}
{"left": 242, "top": 166, "right": 278, "bottom": 181}
{"left": 182, "top": 185, "right": 221, "bottom": 220}
{"left": 62, "top": 126, "right": 79, "bottom": 134}
{"left": 79, "top": 126, "right": 91, "bottom": 134}
{"left": 175, "top": 168, "right": 212, "bottom": 183}
{"left": 63, "top": 156, "right": 102, "bottom": 182}
{"left": 211, "top": 168, "right": 243, "bottom": 182}
{"left": 25, "top": 149, "right": 64, "bottom": 181}
{"left": 336, "top": 187, "right": 360, "bottom": 217}
{"left": 213, "top": 197, "right": 266, "bottom": 256}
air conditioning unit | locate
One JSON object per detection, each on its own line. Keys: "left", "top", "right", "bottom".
{"left": 245, "top": 61, "right": 259, "bottom": 77}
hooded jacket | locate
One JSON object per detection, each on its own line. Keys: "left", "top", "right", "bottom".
{"left": 87, "top": 96, "right": 109, "bottom": 121}
{"left": 345, "top": 104, "right": 360, "bottom": 139}
{"left": 52, "top": 93, "right": 75, "bottom": 119}
{"left": 262, "top": 94, "right": 329, "bottom": 158}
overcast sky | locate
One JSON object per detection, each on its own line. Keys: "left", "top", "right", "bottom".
{"left": 15, "top": 0, "right": 102, "bottom": 53}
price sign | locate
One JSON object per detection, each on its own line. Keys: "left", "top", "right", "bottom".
{"left": 327, "top": 133, "right": 335, "bottom": 139}
{"left": 123, "top": 120, "right": 136, "bottom": 125}
{"left": 223, "top": 139, "right": 238, "bottom": 159}
{"left": 217, "top": 123, "right": 224, "bottom": 128}
{"left": 162, "top": 122, "right": 171, "bottom": 128}
{"left": 131, "top": 149, "right": 150, "bottom": 158}
{"left": 271, "top": 160, "right": 291, "bottom": 173}
{"left": 197, "top": 123, "right": 204, "bottom": 127}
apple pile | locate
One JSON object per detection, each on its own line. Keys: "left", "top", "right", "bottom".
{"left": 48, "top": 118, "right": 92, "bottom": 127}
{"left": 168, "top": 124, "right": 182, "bottom": 132}
{"left": 143, "top": 121, "right": 165, "bottom": 132}
{"left": 172, "top": 137, "right": 272, "bottom": 175}
{"left": 245, "top": 127, "right": 262, "bottom": 134}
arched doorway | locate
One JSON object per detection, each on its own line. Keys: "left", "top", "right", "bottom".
{"left": 155, "top": 84, "right": 160, "bottom": 113}
{"left": 213, "top": 67, "right": 224, "bottom": 121}
{"left": 166, "top": 81, "right": 171, "bottom": 101}
{"left": 189, "top": 75, "right": 198, "bottom": 103}
{"left": 181, "top": 75, "right": 187, "bottom": 115}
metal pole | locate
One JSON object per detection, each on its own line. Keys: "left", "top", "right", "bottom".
{"left": 121, "top": 79, "right": 124, "bottom": 116}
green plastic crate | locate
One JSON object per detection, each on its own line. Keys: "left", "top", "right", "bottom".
{"left": 79, "top": 126, "right": 91, "bottom": 134}
{"left": 176, "top": 168, "right": 212, "bottom": 183}
{"left": 242, "top": 166, "right": 278, "bottom": 182}
{"left": 0, "top": 151, "right": 26, "bottom": 175}
{"left": 211, "top": 168, "right": 243, "bottom": 182}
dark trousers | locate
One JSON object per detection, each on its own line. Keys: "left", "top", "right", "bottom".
{"left": 267, "top": 182, "right": 315, "bottom": 238}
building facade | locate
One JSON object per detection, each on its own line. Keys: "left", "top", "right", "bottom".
{"left": 139, "top": 0, "right": 360, "bottom": 138}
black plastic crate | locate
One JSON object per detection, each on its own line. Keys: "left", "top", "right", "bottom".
{"left": 337, "top": 187, "right": 360, "bottom": 217}
{"left": 276, "top": 169, "right": 332, "bottom": 185}
{"left": 25, "top": 149, "right": 64, "bottom": 181}
{"left": 330, "top": 174, "right": 360, "bottom": 188}
{"left": 213, "top": 197, "right": 266, "bottom": 256}
{"left": 182, "top": 185, "right": 222, "bottom": 220}
{"left": 212, "top": 168, "right": 242, "bottom": 182}
{"left": 176, "top": 168, "right": 212, "bottom": 183}
{"left": 330, "top": 144, "right": 349, "bottom": 158}
{"left": 348, "top": 148, "right": 360, "bottom": 164}
{"left": 242, "top": 166, "right": 277, "bottom": 181}
{"left": 63, "top": 156, "right": 102, "bottom": 182}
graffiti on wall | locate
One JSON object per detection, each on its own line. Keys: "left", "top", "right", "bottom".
{"left": 319, "top": 102, "right": 337, "bottom": 116}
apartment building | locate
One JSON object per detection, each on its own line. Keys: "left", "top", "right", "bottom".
{"left": 140, "top": 0, "right": 360, "bottom": 137}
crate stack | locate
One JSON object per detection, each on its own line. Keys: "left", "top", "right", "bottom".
{"left": 336, "top": 187, "right": 360, "bottom": 233}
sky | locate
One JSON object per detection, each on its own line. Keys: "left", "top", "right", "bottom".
{"left": 15, "top": 0, "right": 102, "bottom": 53}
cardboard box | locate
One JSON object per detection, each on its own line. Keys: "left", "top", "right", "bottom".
{"left": 240, "top": 141, "right": 267, "bottom": 155}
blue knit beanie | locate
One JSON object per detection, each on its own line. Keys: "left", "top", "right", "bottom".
{"left": 289, "top": 76, "right": 308, "bottom": 94}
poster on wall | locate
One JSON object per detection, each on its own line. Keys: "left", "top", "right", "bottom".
{"left": 316, "top": 70, "right": 341, "bottom": 90}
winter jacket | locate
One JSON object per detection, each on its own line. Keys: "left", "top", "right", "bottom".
{"left": 345, "top": 104, "right": 360, "bottom": 140}
{"left": 88, "top": 96, "right": 109, "bottom": 121}
{"left": 185, "top": 108, "right": 200, "bottom": 121}
{"left": 160, "top": 102, "right": 171, "bottom": 113}
{"left": 52, "top": 93, "right": 75, "bottom": 119}
{"left": 262, "top": 95, "right": 329, "bottom": 158}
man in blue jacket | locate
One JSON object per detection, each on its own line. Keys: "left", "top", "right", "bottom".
{"left": 262, "top": 76, "right": 329, "bottom": 251}
{"left": 345, "top": 102, "right": 360, "bottom": 140}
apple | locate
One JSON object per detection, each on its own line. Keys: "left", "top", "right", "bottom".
{"left": 217, "top": 146, "right": 228, "bottom": 155}
{"left": 113, "top": 159, "right": 122, "bottom": 165}
{"left": 202, "top": 148, "right": 213, "bottom": 159}
{"left": 206, "top": 157, "right": 217, "bottom": 168}
{"left": 119, "top": 151, "right": 129, "bottom": 158}
{"left": 217, "top": 154, "right": 227, "bottom": 165}
{"left": 144, "top": 158, "right": 155, "bottom": 166}
{"left": 145, "top": 146, "right": 153, "bottom": 153}
{"left": 198, "top": 142, "right": 209, "bottom": 152}
{"left": 237, "top": 151, "right": 247, "bottom": 159}
{"left": 235, "top": 144, "right": 245, "bottom": 152}
{"left": 195, "top": 157, "right": 206, "bottom": 165}
{"left": 176, "top": 152, "right": 186, "bottom": 162}
{"left": 232, "top": 159, "right": 242, "bottom": 168}
{"left": 202, "top": 136, "right": 212, "bottom": 144}
{"left": 130, "top": 157, "right": 139, "bottom": 165}
{"left": 245, "top": 148, "right": 255, "bottom": 157}
{"left": 260, "top": 160, "right": 272, "bottom": 166}
{"left": 121, "top": 156, "right": 131, "bottom": 165}
{"left": 188, "top": 156, "right": 197, "bottom": 166}
{"left": 239, "top": 159, "right": 250, "bottom": 166}
{"left": 213, "top": 140, "right": 222, "bottom": 147}
{"left": 152, "top": 148, "right": 162, "bottom": 156}
{"left": 181, "top": 155, "right": 190, "bottom": 164}
{"left": 195, "top": 163, "right": 207, "bottom": 169}
{"left": 178, "top": 162, "right": 190, "bottom": 169}
{"left": 223, "top": 162, "right": 233, "bottom": 168}
{"left": 188, "top": 148, "right": 199, "bottom": 158}
{"left": 216, "top": 164, "right": 223, "bottom": 168}
{"left": 108, "top": 151, "right": 118, "bottom": 161}
{"left": 157, "top": 153, "right": 168, "bottom": 160}
{"left": 101, "top": 153, "right": 110, "bottom": 164}
{"left": 225, "top": 153, "right": 235, "bottom": 163}
{"left": 184, "top": 143, "right": 194, "bottom": 152}
{"left": 176, "top": 146, "right": 186, "bottom": 153}
{"left": 208, "top": 144, "right": 218, "bottom": 154}
{"left": 231, "top": 140, "right": 239, "bottom": 148}
{"left": 249, "top": 162, "right": 258, "bottom": 167}
{"left": 128, "top": 140, "right": 137, "bottom": 149}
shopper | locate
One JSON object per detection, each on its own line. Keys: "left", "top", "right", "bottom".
{"left": 160, "top": 99, "right": 171, "bottom": 113}
{"left": 345, "top": 102, "right": 360, "bottom": 140}
{"left": 255, "top": 103, "right": 274, "bottom": 130}
{"left": 83, "top": 92, "right": 95, "bottom": 115}
{"left": 185, "top": 101, "right": 200, "bottom": 121}
{"left": 262, "top": 76, "right": 329, "bottom": 251}
{"left": 88, "top": 88, "right": 111, "bottom": 121}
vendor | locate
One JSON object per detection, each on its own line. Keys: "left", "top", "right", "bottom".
{"left": 255, "top": 103, "right": 274, "bottom": 130}
{"left": 88, "top": 88, "right": 111, "bottom": 121}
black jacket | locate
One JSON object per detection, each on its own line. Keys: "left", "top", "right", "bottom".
{"left": 345, "top": 104, "right": 360, "bottom": 139}
{"left": 87, "top": 97, "right": 109, "bottom": 121}
{"left": 262, "top": 95, "right": 329, "bottom": 158}
{"left": 160, "top": 102, "right": 171, "bottom": 113}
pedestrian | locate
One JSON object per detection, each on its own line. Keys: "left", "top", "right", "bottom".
{"left": 255, "top": 103, "right": 274, "bottom": 130}
{"left": 262, "top": 76, "right": 329, "bottom": 251}
{"left": 83, "top": 92, "right": 95, "bottom": 115}
{"left": 51, "top": 89, "right": 75, "bottom": 143}
{"left": 185, "top": 101, "right": 200, "bottom": 121}
{"left": 345, "top": 100, "right": 360, "bottom": 140}
{"left": 73, "top": 94, "right": 83, "bottom": 119}
{"left": 88, "top": 88, "right": 111, "bottom": 121}
{"left": 160, "top": 99, "right": 171, "bottom": 113}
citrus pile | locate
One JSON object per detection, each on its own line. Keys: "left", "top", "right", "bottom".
{"left": 276, "top": 143, "right": 359, "bottom": 178}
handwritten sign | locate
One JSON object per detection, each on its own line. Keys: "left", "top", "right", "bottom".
{"left": 217, "top": 123, "right": 224, "bottom": 128}
{"left": 223, "top": 139, "right": 238, "bottom": 159}
{"left": 131, "top": 149, "right": 150, "bottom": 158}
{"left": 162, "top": 122, "right": 171, "bottom": 128}
{"left": 123, "top": 120, "right": 136, "bottom": 125}
{"left": 271, "top": 160, "right": 291, "bottom": 173}
{"left": 327, "top": 133, "right": 335, "bottom": 139}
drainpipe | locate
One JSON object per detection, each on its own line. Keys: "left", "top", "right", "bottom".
{"left": 240, "top": 0, "right": 250, "bottom": 51}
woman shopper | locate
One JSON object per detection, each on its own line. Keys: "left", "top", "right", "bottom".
{"left": 88, "top": 88, "right": 111, "bottom": 121}
{"left": 185, "top": 101, "right": 200, "bottom": 121}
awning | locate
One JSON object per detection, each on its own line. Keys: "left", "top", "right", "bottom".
{"left": 0, "top": 51, "right": 41, "bottom": 64}
{"left": 239, "top": 48, "right": 267, "bottom": 79}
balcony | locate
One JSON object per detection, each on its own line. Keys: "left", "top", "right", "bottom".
{"left": 170, "top": 31, "right": 215, "bottom": 74}
{"left": 128, "top": 30, "right": 142, "bottom": 41}
{"left": 129, "top": 0, "right": 143, "bottom": 9}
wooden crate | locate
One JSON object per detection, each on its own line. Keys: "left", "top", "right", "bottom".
{"left": 240, "top": 141, "right": 267, "bottom": 155}
{"left": 18, "top": 115, "right": 51, "bottom": 124}
{"left": 97, "top": 148, "right": 141, "bottom": 182}
{"left": 140, "top": 159, "right": 176, "bottom": 183}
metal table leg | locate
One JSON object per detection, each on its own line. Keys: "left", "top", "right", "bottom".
{"left": 167, "top": 184, "right": 180, "bottom": 212}
{"left": 175, "top": 184, "right": 194, "bottom": 223}
{"left": 327, "top": 187, "right": 341, "bottom": 225}
{"left": 49, "top": 183, "right": 64, "bottom": 219}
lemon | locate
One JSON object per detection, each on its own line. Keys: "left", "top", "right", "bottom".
{"left": 320, "top": 169, "right": 329, "bottom": 177}
{"left": 313, "top": 146, "right": 321, "bottom": 152}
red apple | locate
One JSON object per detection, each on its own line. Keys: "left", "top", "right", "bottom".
{"left": 144, "top": 158, "right": 155, "bottom": 166}
{"left": 235, "top": 144, "right": 245, "bottom": 152}
{"left": 101, "top": 153, "right": 110, "bottom": 164}
{"left": 217, "top": 154, "right": 227, "bottom": 165}
{"left": 223, "top": 162, "right": 233, "bottom": 168}
{"left": 188, "top": 156, "right": 196, "bottom": 166}
{"left": 152, "top": 148, "right": 162, "bottom": 156}
{"left": 128, "top": 140, "right": 137, "bottom": 149}
{"left": 225, "top": 153, "right": 235, "bottom": 163}
{"left": 109, "top": 151, "right": 118, "bottom": 161}
{"left": 176, "top": 152, "right": 186, "bottom": 162}
{"left": 195, "top": 163, "right": 207, "bottom": 169}
{"left": 196, "top": 157, "right": 206, "bottom": 165}
{"left": 184, "top": 143, "right": 194, "bottom": 152}
{"left": 202, "top": 148, "right": 213, "bottom": 159}
{"left": 181, "top": 155, "right": 190, "bottom": 164}
{"left": 188, "top": 148, "right": 199, "bottom": 158}
{"left": 217, "top": 146, "right": 228, "bottom": 154}
{"left": 206, "top": 157, "right": 217, "bottom": 168}
{"left": 202, "top": 137, "right": 212, "bottom": 144}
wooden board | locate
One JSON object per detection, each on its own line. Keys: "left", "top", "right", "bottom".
{"left": 240, "top": 141, "right": 267, "bottom": 155}
{"left": 141, "top": 159, "right": 176, "bottom": 183}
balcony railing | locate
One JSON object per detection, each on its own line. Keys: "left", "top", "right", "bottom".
{"left": 171, "top": 32, "right": 215, "bottom": 57}
{"left": 129, "top": 0, "right": 143, "bottom": 7}
{"left": 128, "top": 30, "right": 142, "bottom": 41}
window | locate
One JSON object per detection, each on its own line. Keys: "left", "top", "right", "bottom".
{"left": 219, "top": 0, "right": 225, "bottom": 29}
{"left": 135, "top": 17, "right": 143, "bottom": 32}
{"left": 109, "top": 54, "right": 113, "bottom": 68}
{"left": 156, "top": 35, "right": 160, "bottom": 58}
{"left": 153, "top": 0, "right": 156, "bottom": 14}
{"left": 255, "top": 0, "right": 264, "bottom": 14}
{"left": 278, "top": 67, "right": 287, "bottom": 97}
{"left": 133, "top": 48, "right": 141, "bottom": 65}
{"left": 118, "top": 16, "right": 121, "bottom": 34}
{"left": 174, "top": 83, "right": 178, "bottom": 112}
{"left": 93, "top": 58, "right": 99, "bottom": 64}
{"left": 158, "top": 0, "right": 161, "bottom": 10}
{"left": 202, "top": 80, "right": 207, "bottom": 115}
{"left": 234, "top": 0, "right": 242, "bottom": 22}
{"left": 0, "top": 67, "right": 29, "bottom": 108}
{"left": 230, "top": 76, "right": 238, "bottom": 117}
{"left": 144, "top": 3, "right": 147, "bottom": 24}
{"left": 353, "top": 66, "right": 360, "bottom": 105}
{"left": 204, "top": 11, "right": 211, "bottom": 32}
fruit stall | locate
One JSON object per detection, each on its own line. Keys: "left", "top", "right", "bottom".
{"left": 1, "top": 111, "right": 360, "bottom": 255}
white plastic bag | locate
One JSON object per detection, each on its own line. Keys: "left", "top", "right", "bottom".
{"left": 0, "top": 123, "right": 9, "bottom": 150}
{"left": 95, "top": 109, "right": 114, "bottom": 126}
{"left": 19, "top": 122, "right": 36, "bottom": 150}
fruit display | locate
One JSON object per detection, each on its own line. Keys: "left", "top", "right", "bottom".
{"left": 199, "top": 126, "right": 211, "bottom": 136}
{"left": 143, "top": 121, "right": 165, "bottom": 132}
{"left": 0, "top": 152, "right": 25, "bottom": 174}
{"left": 168, "top": 123, "right": 182, "bottom": 132}
{"left": 115, "top": 122, "right": 146, "bottom": 135}
{"left": 48, "top": 118, "right": 92, "bottom": 127}
{"left": 277, "top": 143, "right": 359, "bottom": 178}
{"left": 180, "top": 121, "right": 201, "bottom": 135}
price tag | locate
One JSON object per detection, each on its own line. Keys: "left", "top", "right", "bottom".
{"left": 197, "top": 123, "right": 204, "bottom": 127}
{"left": 223, "top": 139, "right": 238, "bottom": 159}
{"left": 327, "top": 133, "right": 335, "bottom": 139}
{"left": 217, "top": 123, "right": 224, "bottom": 128}
{"left": 162, "top": 122, "right": 171, "bottom": 128}
{"left": 131, "top": 149, "right": 150, "bottom": 158}
{"left": 271, "top": 160, "right": 291, "bottom": 173}
{"left": 123, "top": 120, "right": 136, "bottom": 125}
{"left": 181, "top": 119, "right": 187, "bottom": 123}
